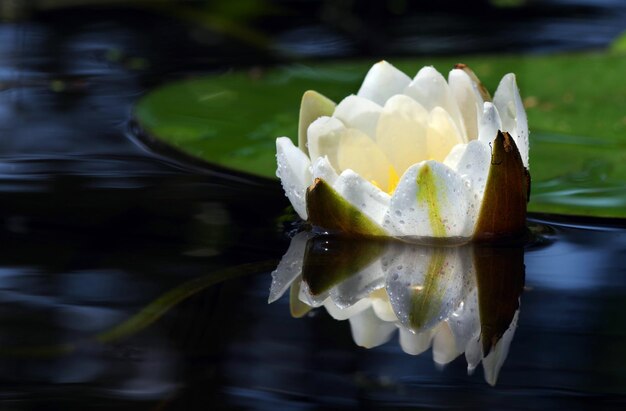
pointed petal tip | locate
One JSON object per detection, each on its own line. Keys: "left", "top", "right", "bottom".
{"left": 358, "top": 61, "right": 411, "bottom": 106}
{"left": 416, "top": 65, "right": 441, "bottom": 77}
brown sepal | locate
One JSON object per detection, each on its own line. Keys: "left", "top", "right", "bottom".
{"left": 474, "top": 131, "right": 530, "bottom": 242}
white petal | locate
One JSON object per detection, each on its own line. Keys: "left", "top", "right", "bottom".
{"left": 311, "top": 155, "right": 339, "bottom": 186}
{"left": 357, "top": 60, "right": 412, "bottom": 106}
{"left": 333, "top": 169, "right": 391, "bottom": 226}
{"left": 493, "top": 73, "right": 529, "bottom": 168}
{"left": 448, "top": 288, "right": 481, "bottom": 360}
{"left": 268, "top": 232, "right": 313, "bottom": 303}
{"left": 348, "top": 306, "right": 397, "bottom": 348}
{"left": 448, "top": 68, "right": 484, "bottom": 141}
{"left": 307, "top": 115, "right": 345, "bottom": 168}
{"left": 465, "top": 333, "right": 483, "bottom": 375}
{"left": 443, "top": 140, "right": 491, "bottom": 232}
{"left": 375, "top": 94, "right": 429, "bottom": 175}
{"left": 449, "top": 141, "right": 490, "bottom": 195}
{"left": 426, "top": 107, "right": 465, "bottom": 162}
{"left": 441, "top": 144, "right": 466, "bottom": 170}
{"left": 334, "top": 95, "right": 382, "bottom": 139}
{"left": 337, "top": 129, "right": 394, "bottom": 193}
{"left": 399, "top": 327, "right": 434, "bottom": 356}
{"left": 330, "top": 260, "right": 386, "bottom": 309}
{"left": 383, "top": 161, "right": 473, "bottom": 238}
{"left": 482, "top": 310, "right": 519, "bottom": 386}
{"left": 324, "top": 297, "right": 371, "bottom": 321}
{"left": 477, "top": 102, "right": 502, "bottom": 145}
{"left": 432, "top": 321, "right": 463, "bottom": 365}
{"left": 404, "top": 66, "right": 466, "bottom": 141}
{"left": 276, "top": 137, "right": 312, "bottom": 220}
{"left": 370, "top": 291, "right": 398, "bottom": 322}
{"left": 462, "top": 288, "right": 483, "bottom": 373}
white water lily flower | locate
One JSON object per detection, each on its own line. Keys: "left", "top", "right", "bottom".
{"left": 276, "top": 61, "right": 529, "bottom": 240}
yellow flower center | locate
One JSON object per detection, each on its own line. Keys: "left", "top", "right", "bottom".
{"left": 371, "top": 166, "right": 400, "bottom": 194}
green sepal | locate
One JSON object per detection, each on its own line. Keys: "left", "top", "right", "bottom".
{"left": 474, "top": 131, "right": 530, "bottom": 242}
{"left": 473, "top": 244, "right": 525, "bottom": 356}
{"left": 302, "top": 236, "right": 387, "bottom": 296}
{"left": 306, "top": 178, "right": 388, "bottom": 237}
{"left": 298, "top": 90, "right": 336, "bottom": 156}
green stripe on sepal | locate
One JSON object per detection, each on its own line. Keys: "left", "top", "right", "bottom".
{"left": 306, "top": 178, "right": 388, "bottom": 237}
{"left": 474, "top": 131, "right": 530, "bottom": 242}
{"left": 298, "top": 90, "right": 336, "bottom": 156}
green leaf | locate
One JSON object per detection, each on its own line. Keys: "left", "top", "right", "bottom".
{"left": 610, "top": 31, "right": 626, "bottom": 54}
{"left": 134, "top": 52, "right": 626, "bottom": 218}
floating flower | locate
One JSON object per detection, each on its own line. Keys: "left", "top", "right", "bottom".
{"left": 268, "top": 233, "right": 525, "bottom": 385}
{"left": 276, "top": 62, "right": 530, "bottom": 240}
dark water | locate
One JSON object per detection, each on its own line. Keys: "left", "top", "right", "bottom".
{"left": 0, "top": 2, "right": 625, "bottom": 409}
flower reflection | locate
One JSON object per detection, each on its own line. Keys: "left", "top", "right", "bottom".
{"left": 269, "top": 233, "right": 525, "bottom": 386}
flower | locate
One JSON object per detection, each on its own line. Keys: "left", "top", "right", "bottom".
{"left": 268, "top": 233, "right": 525, "bottom": 386}
{"left": 276, "top": 61, "right": 529, "bottom": 240}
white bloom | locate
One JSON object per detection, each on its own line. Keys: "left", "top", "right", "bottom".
{"left": 276, "top": 61, "right": 529, "bottom": 240}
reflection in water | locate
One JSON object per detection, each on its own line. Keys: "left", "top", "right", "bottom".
{"left": 270, "top": 233, "right": 525, "bottom": 386}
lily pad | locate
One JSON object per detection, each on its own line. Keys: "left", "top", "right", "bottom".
{"left": 134, "top": 53, "right": 626, "bottom": 218}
